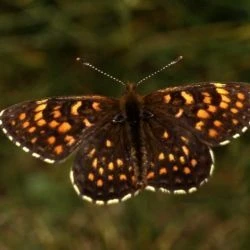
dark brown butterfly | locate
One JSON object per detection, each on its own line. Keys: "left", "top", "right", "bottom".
{"left": 1, "top": 57, "right": 250, "bottom": 205}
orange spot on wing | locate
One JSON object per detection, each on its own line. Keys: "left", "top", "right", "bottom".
{"left": 219, "top": 102, "right": 228, "bottom": 109}
{"left": 164, "top": 94, "right": 171, "bottom": 103}
{"left": 54, "top": 145, "right": 63, "bottom": 155}
{"left": 19, "top": 113, "right": 26, "bottom": 120}
{"left": 207, "top": 105, "right": 217, "bottom": 113}
{"left": 37, "top": 119, "right": 46, "bottom": 126}
{"left": 64, "top": 135, "right": 75, "bottom": 145}
{"left": 58, "top": 122, "right": 71, "bottom": 133}
{"left": 158, "top": 152, "right": 165, "bottom": 160}
{"left": 230, "top": 108, "right": 238, "bottom": 114}
{"left": 237, "top": 92, "right": 245, "bottom": 100}
{"left": 195, "top": 121, "right": 204, "bottom": 131}
{"left": 147, "top": 172, "right": 155, "bottom": 180}
{"left": 120, "top": 174, "right": 127, "bottom": 181}
{"left": 232, "top": 119, "right": 239, "bottom": 125}
{"left": 213, "top": 120, "right": 222, "bottom": 127}
{"left": 108, "top": 175, "right": 114, "bottom": 181}
{"left": 88, "top": 173, "right": 95, "bottom": 181}
{"left": 159, "top": 168, "right": 167, "bottom": 175}
{"left": 191, "top": 159, "right": 197, "bottom": 167}
{"left": 31, "top": 137, "right": 37, "bottom": 144}
{"left": 203, "top": 96, "right": 212, "bottom": 104}
{"left": 52, "top": 110, "right": 61, "bottom": 118}
{"left": 97, "top": 179, "right": 103, "bottom": 187}
{"left": 22, "top": 121, "right": 30, "bottom": 128}
{"left": 197, "top": 109, "right": 210, "bottom": 119}
{"left": 49, "top": 120, "right": 59, "bottom": 128}
{"left": 209, "top": 128, "right": 218, "bottom": 138}
{"left": 235, "top": 101, "right": 243, "bottom": 108}
{"left": 92, "top": 102, "right": 101, "bottom": 111}
{"left": 202, "top": 92, "right": 211, "bottom": 97}
{"left": 173, "top": 165, "right": 178, "bottom": 171}
{"left": 47, "top": 136, "right": 56, "bottom": 145}
{"left": 28, "top": 126, "right": 36, "bottom": 133}
{"left": 183, "top": 167, "right": 191, "bottom": 174}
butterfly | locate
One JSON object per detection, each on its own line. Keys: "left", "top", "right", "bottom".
{"left": 0, "top": 58, "right": 250, "bottom": 205}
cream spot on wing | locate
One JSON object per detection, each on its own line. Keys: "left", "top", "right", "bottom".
{"left": 34, "top": 111, "right": 43, "bottom": 121}
{"left": 83, "top": 118, "right": 93, "bottom": 127}
{"left": 181, "top": 91, "right": 194, "bottom": 104}
{"left": 71, "top": 101, "right": 82, "bottom": 115}
{"left": 108, "top": 162, "right": 114, "bottom": 170}
{"left": 158, "top": 152, "right": 165, "bottom": 160}
{"left": 175, "top": 108, "right": 184, "bottom": 118}
{"left": 35, "top": 103, "right": 47, "bottom": 112}
{"left": 105, "top": 139, "right": 112, "bottom": 147}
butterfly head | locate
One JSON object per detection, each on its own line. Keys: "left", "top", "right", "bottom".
{"left": 125, "top": 82, "right": 137, "bottom": 93}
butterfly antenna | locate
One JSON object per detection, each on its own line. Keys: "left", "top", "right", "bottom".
{"left": 136, "top": 56, "right": 183, "bottom": 86}
{"left": 76, "top": 57, "right": 126, "bottom": 86}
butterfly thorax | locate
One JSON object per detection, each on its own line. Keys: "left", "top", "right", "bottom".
{"left": 121, "top": 83, "right": 143, "bottom": 124}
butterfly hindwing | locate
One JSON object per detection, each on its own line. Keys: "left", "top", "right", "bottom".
{"left": 144, "top": 82, "right": 250, "bottom": 146}
{"left": 0, "top": 96, "right": 119, "bottom": 163}
{"left": 141, "top": 116, "right": 214, "bottom": 193}
{"left": 70, "top": 117, "right": 140, "bottom": 204}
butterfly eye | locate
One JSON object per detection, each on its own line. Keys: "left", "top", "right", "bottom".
{"left": 141, "top": 110, "right": 154, "bottom": 120}
{"left": 112, "top": 113, "right": 126, "bottom": 123}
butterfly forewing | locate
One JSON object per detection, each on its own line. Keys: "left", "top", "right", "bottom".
{"left": 141, "top": 116, "right": 214, "bottom": 193}
{"left": 144, "top": 82, "right": 250, "bottom": 146}
{"left": 0, "top": 96, "right": 119, "bottom": 163}
{"left": 71, "top": 117, "right": 140, "bottom": 204}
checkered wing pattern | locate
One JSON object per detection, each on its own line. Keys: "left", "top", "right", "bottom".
{"left": 141, "top": 116, "right": 214, "bottom": 193}
{"left": 71, "top": 120, "right": 139, "bottom": 205}
{"left": 0, "top": 96, "right": 119, "bottom": 163}
{"left": 144, "top": 82, "right": 250, "bottom": 146}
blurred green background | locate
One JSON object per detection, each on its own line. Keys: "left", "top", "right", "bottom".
{"left": 1, "top": 1, "right": 250, "bottom": 249}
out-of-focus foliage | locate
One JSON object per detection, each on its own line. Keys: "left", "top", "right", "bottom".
{"left": 1, "top": 1, "right": 250, "bottom": 249}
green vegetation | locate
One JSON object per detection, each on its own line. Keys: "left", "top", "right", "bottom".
{"left": 1, "top": 1, "right": 250, "bottom": 249}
